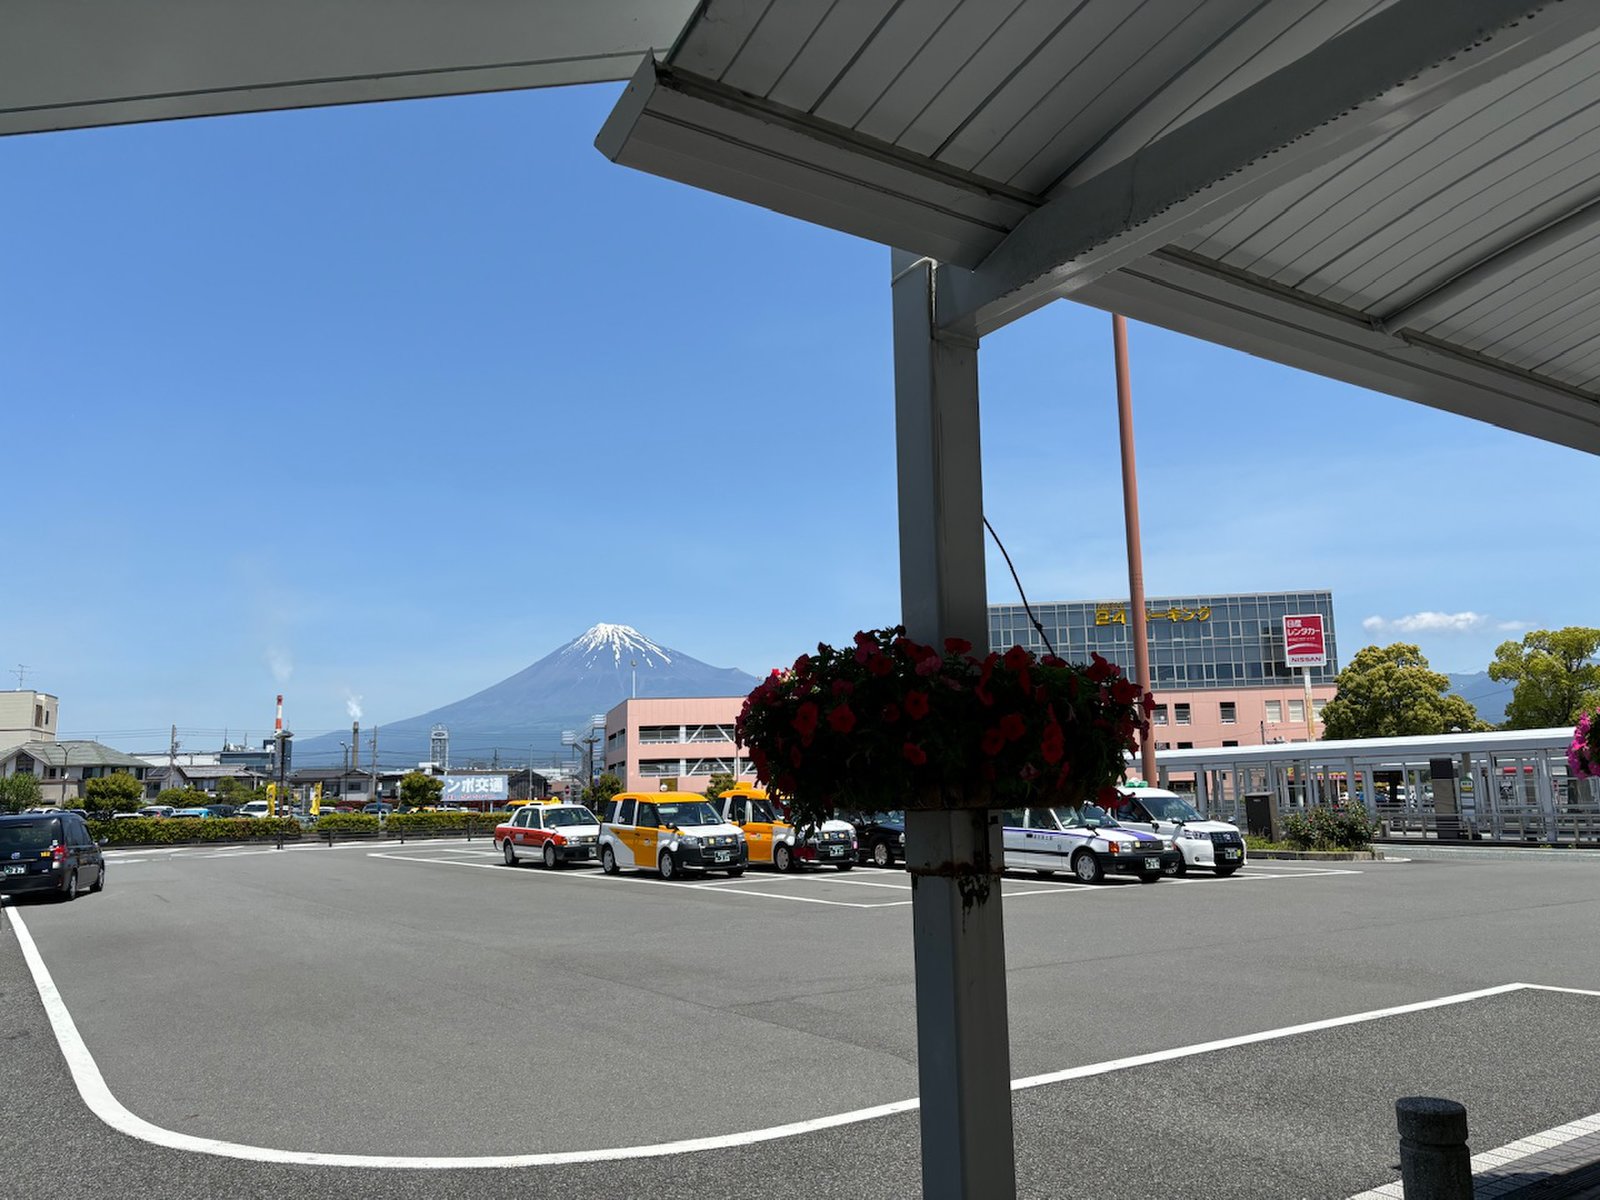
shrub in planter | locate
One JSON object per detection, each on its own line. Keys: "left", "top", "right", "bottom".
{"left": 384, "top": 811, "right": 503, "bottom": 835}
{"left": 737, "top": 626, "right": 1150, "bottom": 829}
{"left": 1283, "top": 804, "right": 1374, "bottom": 851}
{"left": 88, "top": 817, "right": 301, "bottom": 846}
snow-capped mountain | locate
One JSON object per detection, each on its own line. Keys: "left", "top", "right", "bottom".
{"left": 292, "top": 624, "right": 758, "bottom": 772}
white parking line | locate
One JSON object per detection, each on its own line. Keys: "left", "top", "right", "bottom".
{"left": 1, "top": 917, "right": 1573, "bottom": 1174}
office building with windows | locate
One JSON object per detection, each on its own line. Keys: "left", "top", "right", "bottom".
{"left": 989, "top": 590, "right": 1338, "bottom": 752}
{"left": 603, "top": 697, "right": 758, "bottom": 795}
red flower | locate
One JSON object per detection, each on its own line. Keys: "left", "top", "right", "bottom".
{"left": 944, "top": 637, "right": 973, "bottom": 655}
{"left": 904, "top": 690, "right": 931, "bottom": 720}
{"left": 1041, "top": 654, "right": 1065, "bottom": 668}
{"left": 831, "top": 679, "right": 855, "bottom": 697}
{"left": 1086, "top": 653, "right": 1117, "bottom": 682}
{"left": 881, "top": 703, "right": 901, "bottom": 724}
{"left": 827, "top": 705, "right": 857, "bottom": 734}
{"left": 1041, "top": 721, "right": 1064, "bottom": 765}
{"left": 1142, "top": 694, "right": 1157, "bottom": 714}
{"left": 915, "top": 655, "right": 942, "bottom": 677}
{"left": 1097, "top": 785, "right": 1120, "bottom": 806}
{"left": 1003, "top": 645, "right": 1030, "bottom": 670}
{"left": 999, "top": 712, "right": 1026, "bottom": 741}
{"left": 792, "top": 702, "right": 820, "bottom": 738}
{"left": 1111, "top": 679, "right": 1142, "bottom": 704}
{"left": 751, "top": 748, "right": 769, "bottom": 773}
{"left": 981, "top": 727, "right": 1006, "bottom": 756}
{"left": 867, "top": 654, "right": 893, "bottom": 677}
{"left": 902, "top": 742, "right": 928, "bottom": 766}
{"left": 793, "top": 653, "right": 813, "bottom": 676}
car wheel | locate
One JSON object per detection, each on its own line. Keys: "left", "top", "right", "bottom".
{"left": 1166, "top": 855, "right": 1187, "bottom": 877}
{"left": 872, "top": 841, "right": 892, "bottom": 869}
{"left": 658, "top": 850, "right": 677, "bottom": 880}
{"left": 89, "top": 866, "right": 105, "bottom": 894}
{"left": 773, "top": 844, "right": 793, "bottom": 873}
{"left": 1138, "top": 872, "right": 1162, "bottom": 884}
{"left": 502, "top": 840, "right": 519, "bottom": 867}
{"left": 1071, "top": 851, "right": 1102, "bottom": 884}
{"left": 1215, "top": 865, "right": 1240, "bottom": 878}
{"left": 1035, "top": 869, "right": 1056, "bottom": 878}
{"left": 601, "top": 846, "right": 619, "bottom": 875}
{"left": 836, "top": 861, "right": 854, "bottom": 872}
{"left": 59, "top": 869, "right": 79, "bottom": 903}
{"left": 727, "top": 867, "right": 746, "bottom": 878}
{"left": 543, "top": 843, "right": 558, "bottom": 870}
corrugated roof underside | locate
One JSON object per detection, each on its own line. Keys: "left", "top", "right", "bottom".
{"left": 1182, "top": 26, "right": 1600, "bottom": 392}
{"left": 670, "top": 0, "right": 1397, "bottom": 195}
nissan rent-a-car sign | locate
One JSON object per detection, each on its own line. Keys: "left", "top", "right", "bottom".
{"left": 1282, "top": 615, "right": 1327, "bottom": 668}
{"left": 441, "top": 774, "right": 508, "bottom": 804}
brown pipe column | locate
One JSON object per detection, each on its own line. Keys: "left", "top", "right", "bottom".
{"left": 1113, "top": 314, "right": 1159, "bottom": 785}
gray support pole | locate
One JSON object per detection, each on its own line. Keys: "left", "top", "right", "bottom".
{"left": 891, "top": 248, "right": 1016, "bottom": 1200}
{"left": 1395, "top": 1096, "right": 1474, "bottom": 1199}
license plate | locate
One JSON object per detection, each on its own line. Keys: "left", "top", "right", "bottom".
{"left": 713, "top": 851, "right": 731, "bottom": 863}
{"left": 823, "top": 846, "right": 843, "bottom": 857}
{"left": 1223, "top": 848, "right": 1242, "bottom": 860}
{"left": 3, "top": 864, "right": 24, "bottom": 875}
{"left": 1144, "top": 857, "right": 1161, "bottom": 871}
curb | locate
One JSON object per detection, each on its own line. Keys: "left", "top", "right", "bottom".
{"left": 1248, "top": 847, "right": 1385, "bottom": 861}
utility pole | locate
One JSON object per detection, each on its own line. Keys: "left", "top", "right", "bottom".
{"left": 169, "top": 724, "right": 178, "bottom": 783}
{"left": 1113, "top": 314, "right": 1158, "bottom": 786}
{"left": 370, "top": 728, "right": 379, "bottom": 803}
{"left": 12, "top": 664, "right": 31, "bottom": 689}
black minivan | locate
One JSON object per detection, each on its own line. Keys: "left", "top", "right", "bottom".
{"left": 0, "top": 811, "right": 105, "bottom": 901}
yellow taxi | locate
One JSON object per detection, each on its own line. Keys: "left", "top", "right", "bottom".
{"left": 597, "top": 791, "right": 747, "bottom": 880}
{"left": 710, "top": 783, "right": 856, "bottom": 872}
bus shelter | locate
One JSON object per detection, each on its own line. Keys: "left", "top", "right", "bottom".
{"left": 1154, "top": 728, "right": 1600, "bottom": 845}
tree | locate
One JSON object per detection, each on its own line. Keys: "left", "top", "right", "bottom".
{"left": 1320, "top": 643, "right": 1488, "bottom": 740}
{"left": 580, "top": 772, "right": 623, "bottom": 812}
{"left": 399, "top": 771, "right": 443, "bottom": 809}
{"left": 1488, "top": 627, "right": 1600, "bottom": 729}
{"left": 702, "top": 772, "right": 736, "bottom": 802}
{"left": 82, "top": 771, "right": 146, "bottom": 816}
{"left": 0, "top": 773, "right": 42, "bottom": 814}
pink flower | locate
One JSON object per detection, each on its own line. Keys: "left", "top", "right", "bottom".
{"left": 902, "top": 742, "right": 928, "bottom": 766}
{"left": 904, "top": 691, "right": 931, "bottom": 720}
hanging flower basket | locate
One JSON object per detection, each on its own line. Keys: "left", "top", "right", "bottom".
{"left": 736, "top": 627, "right": 1151, "bottom": 829}
{"left": 1570, "top": 711, "right": 1600, "bottom": 780}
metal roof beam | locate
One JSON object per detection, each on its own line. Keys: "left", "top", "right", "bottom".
{"left": 1074, "top": 249, "right": 1600, "bottom": 455}
{"left": 939, "top": 0, "right": 1600, "bottom": 338}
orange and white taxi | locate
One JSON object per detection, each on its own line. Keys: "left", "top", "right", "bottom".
{"left": 494, "top": 801, "right": 601, "bottom": 869}
{"left": 597, "top": 791, "right": 746, "bottom": 880}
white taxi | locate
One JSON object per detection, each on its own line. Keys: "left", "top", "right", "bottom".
{"left": 598, "top": 792, "right": 747, "bottom": 879}
{"left": 493, "top": 801, "right": 601, "bottom": 868}
{"left": 1108, "top": 786, "right": 1247, "bottom": 876}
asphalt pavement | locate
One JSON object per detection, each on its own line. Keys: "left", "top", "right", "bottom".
{"left": 3, "top": 839, "right": 1598, "bottom": 1198}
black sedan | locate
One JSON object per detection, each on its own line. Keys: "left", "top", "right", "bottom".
{"left": 0, "top": 811, "right": 105, "bottom": 902}
{"left": 841, "top": 809, "right": 906, "bottom": 868}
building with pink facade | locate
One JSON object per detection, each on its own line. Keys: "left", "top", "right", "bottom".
{"left": 603, "top": 696, "right": 756, "bottom": 795}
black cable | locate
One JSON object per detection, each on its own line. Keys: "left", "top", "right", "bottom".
{"left": 984, "top": 515, "right": 1055, "bottom": 657}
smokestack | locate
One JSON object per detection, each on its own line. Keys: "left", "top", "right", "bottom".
{"left": 275, "top": 694, "right": 284, "bottom": 734}
{"left": 353, "top": 721, "right": 360, "bottom": 771}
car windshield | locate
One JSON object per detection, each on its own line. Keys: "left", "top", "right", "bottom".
{"left": 1053, "top": 804, "right": 1116, "bottom": 829}
{"left": 0, "top": 819, "right": 60, "bottom": 852}
{"left": 749, "top": 799, "right": 778, "bottom": 823}
{"left": 656, "top": 801, "right": 722, "bottom": 827}
{"left": 1137, "top": 794, "right": 1203, "bottom": 822}
{"left": 544, "top": 807, "right": 595, "bottom": 827}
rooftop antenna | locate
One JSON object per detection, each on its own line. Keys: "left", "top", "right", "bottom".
{"left": 12, "top": 664, "right": 30, "bottom": 689}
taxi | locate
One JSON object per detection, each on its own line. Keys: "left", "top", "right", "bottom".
{"left": 999, "top": 803, "right": 1178, "bottom": 883}
{"left": 1107, "top": 785, "right": 1247, "bottom": 877}
{"left": 494, "top": 801, "right": 601, "bottom": 869}
{"left": 709, "top": 783, "right": 857, "bottom": 872}
{"left": 597, "top": 791, "right": 746, "bottom": 880}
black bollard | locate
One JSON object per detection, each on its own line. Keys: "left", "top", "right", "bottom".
{"left": 1395, "top": 1096, "right": 1473, "bottom": 1199}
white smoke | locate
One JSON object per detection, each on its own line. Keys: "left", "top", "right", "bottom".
{"left": 346, "top": 694, "right": 364, "bottom": 720}
{"left": 267, "top": 648, "right": 294, "bottom": 683}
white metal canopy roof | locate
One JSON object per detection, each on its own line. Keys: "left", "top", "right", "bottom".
{"left": 598, "top": 0, "right": 1600, "bottom": 454}
{"left": 1, "top": 0, "right": 696, "bottom": 134}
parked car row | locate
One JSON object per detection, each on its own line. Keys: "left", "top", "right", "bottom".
{"left": 491, "top": 784, "right": 1245, "bottom": 884}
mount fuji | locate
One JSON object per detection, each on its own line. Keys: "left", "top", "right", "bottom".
{"left": 293, "top": 624, "right": 758, "bottom": 772}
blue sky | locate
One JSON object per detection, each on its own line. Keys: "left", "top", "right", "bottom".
{"left": 4, "top": 82, "right": 1594, "bottom": 750}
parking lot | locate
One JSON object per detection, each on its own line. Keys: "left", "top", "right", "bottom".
{"left": 4, "top": 840, "right": 1600, "bottom": 1199}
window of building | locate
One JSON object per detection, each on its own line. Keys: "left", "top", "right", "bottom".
{"left": 1178, "top": 742, "right": 1193, "bottom": 750}
{"left": 638, "top": 759, "right": 680, "bottom": 776}
{"left": 1219, "top": 702, "right": 1236, "bottom": 724}
{"left": 1155, "top": 741, "right": 1170, "bottom": 751}
{"left": 1288, "top": 699, "right": 1306, "bottom": 722}
{"left": 1175, "top": 703, "right": 1191, "bottom": 725}
{"left": 1152, "top": 705, "right": 1169, "bottom": 725}
{"left": 1222, "top": 740, "right": 1239, "bottom": 747}
{"left": 1265, "top": 700, "right": 1282, "bottom": 723}
{"left": 1313, "top": 699, "right": 1327, "bottom": 716}
{"left": 638, "top": 726, "right": 682, "bottom": 744}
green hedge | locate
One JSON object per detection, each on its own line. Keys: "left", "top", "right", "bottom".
{"left": 311, "top": 813, "right": 381, "bottom": 834}
{"left": 385, "top": 811, "right": 506, "bottom": 835}
{"left": 89, "top": 817, "right": 303, "bottom": 846}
